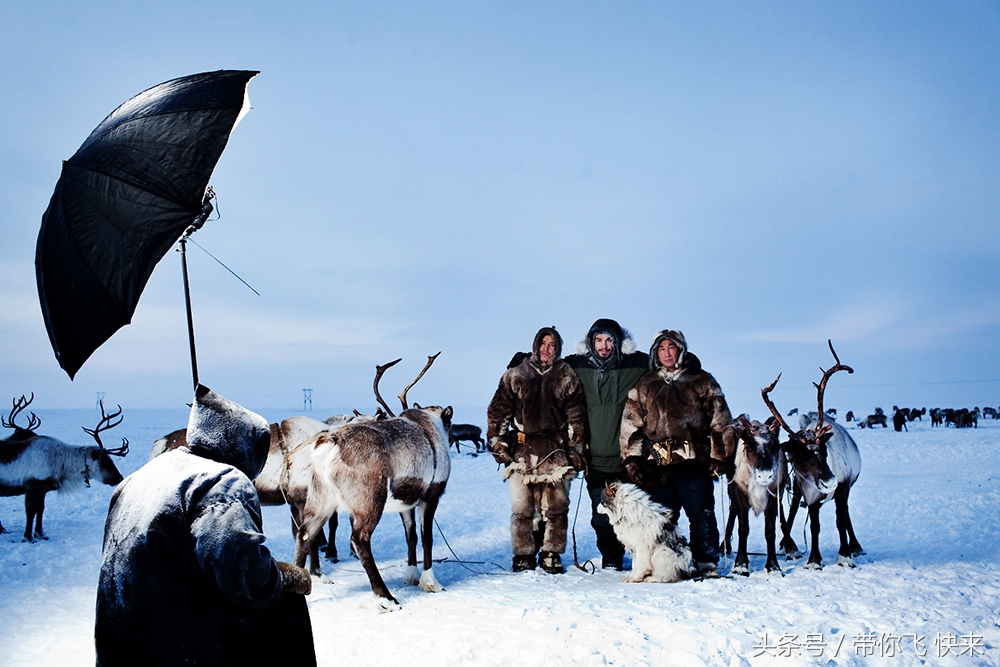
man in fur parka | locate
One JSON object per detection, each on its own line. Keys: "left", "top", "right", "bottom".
{"left": 619, "top": 330, "right": 737, "bottom": 577}
{"left": 564, "top": 318, "right": 648, "bottom": 571}
{"left": 95, "top": 385, "right": 315, "bottom": 667}
{"left": 487, "top": 326, "right": 589, "bottom": 574}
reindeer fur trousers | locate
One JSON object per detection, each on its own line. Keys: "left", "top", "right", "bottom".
{"left": 507, "top": 471, "right": 571, "bottom": 556}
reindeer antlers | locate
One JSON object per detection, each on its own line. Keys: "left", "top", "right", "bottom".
{"left": 372, "top": 353, "right": 442, "bottom": 417}
{"left": 373, "top": 358, "right": 403, "bottom": 417}
{"left": 398, "top": 352, "right": 441, "bottom": 411}
{"left": 761, "top": 340, "right": 853, "bottom": 439}
{"left": 814, "top": 340, "right": 853, "bottom": 433}
{"left": 761, "top": 374, "right": 797, "bottom": 437}
{"left": 2, "top": 393, "right": 41, "bottom": 433}
{"left": 83, "top": 400, "right": 129, "bottom": 456}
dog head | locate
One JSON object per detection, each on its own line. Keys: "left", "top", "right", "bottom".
{"left": 598, "top": 480, "right": 678, "bottom": 530}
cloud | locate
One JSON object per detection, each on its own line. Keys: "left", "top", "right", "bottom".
{"left": 740, "top": 300, "right": 907, "bottom": 344}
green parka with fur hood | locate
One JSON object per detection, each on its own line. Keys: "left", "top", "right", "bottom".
{"left": 564, "top": 319, "right": 649, "bottom": 474}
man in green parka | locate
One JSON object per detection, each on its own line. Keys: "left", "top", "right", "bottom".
{"left": 564, "top": 318, "right": 649, "bottom": 570}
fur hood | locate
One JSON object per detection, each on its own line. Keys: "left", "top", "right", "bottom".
{"left": 575, "top": 318, "right": 638, "bottom": 369}
{"left": 649, "top": 329, "right": 691, "bottom": 371}
{"left": 186, "top": 384, "right": 271, "bottom": 480}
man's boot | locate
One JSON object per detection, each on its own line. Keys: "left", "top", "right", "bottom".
{"left": 539, "top": 551, "right": 564, "bottom": 574}
{"left": 512, "top": 554, "right": 536, "bottom": 572}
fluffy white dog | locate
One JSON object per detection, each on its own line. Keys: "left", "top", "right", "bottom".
{"left": 597, "top": 481, "right": 695, "bottom": 583}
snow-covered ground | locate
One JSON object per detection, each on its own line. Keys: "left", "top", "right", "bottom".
{"left": 1, "top": 407, "right": 998, "bottom": 666}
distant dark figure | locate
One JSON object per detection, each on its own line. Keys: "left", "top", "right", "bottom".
{"left": 845, "top": 411, "right": 855, "bottom": 422}
{"left": 448, "top": 423, "right": 485, "bottom": 453}
{"left": 892, "top": 408, "right": 908, "bottom": 432}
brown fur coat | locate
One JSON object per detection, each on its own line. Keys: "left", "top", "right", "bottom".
{"left": 619, "top": 363, "right": 736, "bottom": 469}
{"left": 487, "top": 328, "right": 589, "bottom": 483}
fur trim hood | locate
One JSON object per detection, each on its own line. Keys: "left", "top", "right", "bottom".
{"left": 186, "top": 384, "right": 271, "bottom": 479}
{"left": 649, "top": 330, "right": 689, "bottom": 371}
{"left": 575, "top": 318, "right": 637, "bottom": 369}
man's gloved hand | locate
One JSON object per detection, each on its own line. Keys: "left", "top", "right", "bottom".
{"left": 277, "top": 561, "right": 312, "bottom": 595}
{"left": 623, "top": 456, "right": 646, "bottom": 486}
{"left": 568, "top": 449, "right": 586, "bottom": 474}
{"left": 489, "top": 436, "right": 512, "bottom": 465}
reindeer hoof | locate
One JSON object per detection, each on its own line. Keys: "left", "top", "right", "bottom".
{"left": 836, "top": 555, "right": 856, "bottom": 568}
{"left": 731, "top": 564, "right": 749, "bottom": 577}
{"left": 404, "top": 565, "right": 420, "bottom": 586}
{"left": 376, "top": 597, "right": 402, "bottom": 613}
{"left": 418, "top": 568, "right": 444, "bottom": 593}
{"left": 803, "top": 561, "right": 822, "bottom": 570}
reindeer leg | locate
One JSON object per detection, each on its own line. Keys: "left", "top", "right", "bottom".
{"left": 24, "top": 489, "right": 48, "bottom": 542}
{"left": 733, "top": 491, "right": 751, "bottom": 576}
{"left": 351, "top": 511, "right": 399, "bottom": 609}
{"left": 722, "top": 486, "right": 737, "bottom": 556}
{"left": 834, "top": 483, "right": 859, "bottom": 566}
{"left": 322, "top": 513, "right": 339, "bottom": 563}
{"left": 400, "top": 508, "right": 419, "bottom": 586}
{"left": 764, "top": 496, "right": 781, "bottom": 574}
{"left": 805, "top": 502, "right": 823, "bottom": 569}
{"left": 846, "top": 510, "right": 863, "bottom": 557}
{"left": 781, "top": 484, "right": 801, "bottom": 559}
{"left": 417, "top": 485, "right": 445, "bottom": 592}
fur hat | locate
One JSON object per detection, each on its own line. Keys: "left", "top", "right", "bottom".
{"left": 649, "top": 330, "right": 687, "bottom": 370}
{"left": 187, "top": 384, "right": 271, "bottom": 479}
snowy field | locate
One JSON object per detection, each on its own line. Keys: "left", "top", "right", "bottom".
{"left": 1, "top": 407, "right": 998, "bottom": 666}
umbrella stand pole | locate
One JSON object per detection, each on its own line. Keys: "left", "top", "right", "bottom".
{"left": 179, "top": 235, "right": 199, "bottom": 391}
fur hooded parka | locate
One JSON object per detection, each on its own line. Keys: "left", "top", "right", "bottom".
{"left": 564, "top": 318, "right": 649, "bottom": 474}
{"left": 619, "top": 331, "right": 736, "bottom": 477}
{"left": 95, "top": 385, "right": 315, "bottom": 667}
{"left": 487, "top": 327, "right": 589, "bottom": 483}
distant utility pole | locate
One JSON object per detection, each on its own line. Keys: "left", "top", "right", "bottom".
{"left": 302, "top": 388, "right": 313, "bottom": 411}
{"left": 96, "top": 391, "right": 106, "bottom": 408}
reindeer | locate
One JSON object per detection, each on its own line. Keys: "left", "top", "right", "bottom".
{"left": 857, "top": 412, "right": 887, "bottom": 429}
{"left": 448, "top": 423, "right": 485, "bottom": 453}
{"left": 1, "top": 395, "right": 127, "bottom": 541}
{"left": 151, "top": 413, "right": 368, "bottom": 570}
{"left": 295, "top": 354, "right": 453, "bottom": 610}
{"left": 723, "top": 414, "right": 787, "bottom": 575}
{"left": 762, "top": 342, "right": 864, "bottom": 569}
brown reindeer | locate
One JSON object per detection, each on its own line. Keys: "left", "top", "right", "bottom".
{"left": 723, "top": 414, "right": 787, "bottom": 575}
{"left": 761, "top": 342, "right": 863, "bottom": 569}
{"left": 1, "top": 396, "right": 127, "bottom": 541}
{"left": 151, "top": 413, "right": 369, "bottom": 571}
{"left": 294, "top": 354, "right": 453, "bottom": 610}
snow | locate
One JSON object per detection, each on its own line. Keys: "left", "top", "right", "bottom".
{"left": 1, "top": 408, "right": 998, "bottom": 666}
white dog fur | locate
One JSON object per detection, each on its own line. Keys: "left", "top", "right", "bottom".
{"left": 597, "top": 481, "right": 695, "bottom": 583}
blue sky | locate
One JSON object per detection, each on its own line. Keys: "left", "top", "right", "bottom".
{"left": 1, "top": 2, "right": 998, "bottom": 420}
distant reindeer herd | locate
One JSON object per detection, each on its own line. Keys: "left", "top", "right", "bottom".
{"left": 3, "top": 344, "right": 998, "bottom": 601}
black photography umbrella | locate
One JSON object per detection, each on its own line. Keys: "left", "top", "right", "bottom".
{"left": 35, "top": 70, "right": 259, "bottom": 384}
